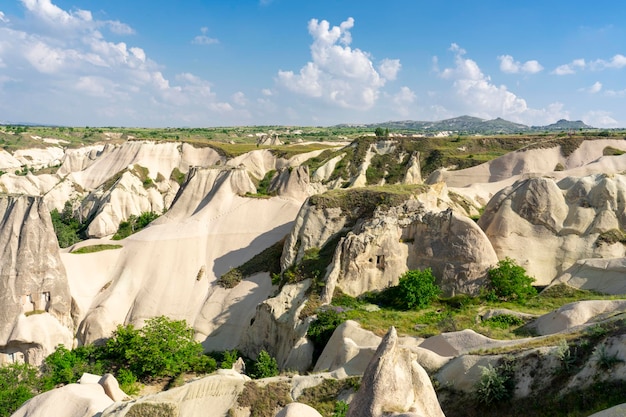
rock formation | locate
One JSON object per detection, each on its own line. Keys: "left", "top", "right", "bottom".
{"left": 0, "top": 195, "right": 73, "bottom": 365}
{"left": 479, "top": 174, "right": 626, "bottom": 285}
{"left": 346, "top": 327, "right": 446, "bottom": 417}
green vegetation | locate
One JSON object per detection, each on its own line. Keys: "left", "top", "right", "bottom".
{"left": 112, "top": 211, "right": 160, "bottom": 240}
{"left": 596, "top": 229, "right": 626, "bottom": 246}
{"left": 487, "top": 258, "right": 537, "bottom": 302}
{"left": 103, "top": 316, "right": 211, "bottom": 380}
{"left": 309, "top": 184, "right": 428, "bottom": 221}
{"left": 474, "top": 362, "right": 515, "bottom": 405}
{"left": 246, "top": 169, "right": 276, "bottom": 198}
{"left": 70, "top": 244, "right": 122, "bottom": 254}
{"left": 602, "top": 146, "right": 625, "bottom": 156}
{"left": 393, "top": 268, "right": 441, "bottom": 310}
{"left": 0, "top": 363, "right": 40, "bottom": 417}
{"left": 249, "top": 350, "right": 279, "bottom": 379}
{"left": 50, "top": 201, "right": 87, "bottom": 248}
{"left": 307, "top": 308, "right": 347, "bottom": 360}
{"left": 169, "top": 167, "right": 186, "bottom": 185}
{"left": 236, "top": 381, "right": 292, "bottom": 417}
{"left": 298, "top": 378, "right": 360, "bottom": 417}
{"left": 218, "top": 239, "right": 284, "bottom": 288}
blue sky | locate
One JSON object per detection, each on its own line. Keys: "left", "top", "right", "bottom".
{"left": 0, "top": 0, "right": 625, "bottom": 127}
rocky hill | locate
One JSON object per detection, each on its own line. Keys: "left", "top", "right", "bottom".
{"left": 352, "top": 116, "right": 594, "bottom": 135}
{"left": 2, "top": 131, "right": 626, "bottom": 417}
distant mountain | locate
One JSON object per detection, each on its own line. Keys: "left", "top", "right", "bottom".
{"left": 346, "top": 116, "right": 596, "bottom": 135}
{"left": 532, "top": 119, "right": 594, "bottom": 131}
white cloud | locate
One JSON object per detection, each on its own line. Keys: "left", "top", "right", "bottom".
{"left": 232, "top": 91, "right": 247, "bottom": 106}
{"left": 261, "top": 88, "right": 273, "bottom": 96}
{"left": 192, "top": 35, "right": 219, "bottom": 45}
{"left": 439, "top": 44, "right": 568, "bottom": 125}
{"left": 0, "top": 11, "right": 7, "bottom": 23}
{"left": 378, "top": 59, "right": 401, "bottom": 81}
{"left": 552, "top": 58, "right": 586, "bottom": 75}
{"left": 583, "top": 110, "right": 618, "bottom": 127}
{"left": 392, "top": 86, "right": 416, "bottom": 116}
{"left": 606, "top": 88, "right": 626, "bottom": 97}
{"left": 0, "top": 0, "right": 241, "bottom": 126}
{"left": 580, "top": 81, "right": 602, "bottom": 94}
{"left": 498, "top": 55, "right": 543, "bottom": 74}
{"left": 277, "top": 17, "right": 398, "bottom": 109}
{"left": 590, "top": 54, "right": 626, "bottom": 70}
{"left": 192, "top": 27, "right": 218, "bottom": 45}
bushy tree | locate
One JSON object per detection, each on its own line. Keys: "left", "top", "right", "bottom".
{"left": 395, "top": 268, "right": 442, "bottom": 310}
{"left": 250, "top": 350, "right": 278, "bottom": 379}
{"left": 41, "top": 344, "right": 104, "bottom": 390}
{"left": 307, "top": 308, "right": 346, "bottom": 359}
{"left": 104, "top": 316, "right": 204, "bottom": 380}
{"left": 0, "top": 363, "right": 40, "bottom": 417}
{"left": 488, "top": 258, "right": 536, "bottom": 302}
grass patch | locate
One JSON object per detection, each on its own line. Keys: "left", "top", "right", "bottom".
{"left": 308, "top": 184, "right": 429, "bottom": 221}
{"left": 603, "top": 146, "right": 625, "bottom": 156}
{"left": 297, "top": 377, "right": 361, "bottom": 417}
{"left": 169, "top": 167, "right": 186, "bottom": 186}
{"left": 332, "top": 284, "right": 621, "bottom": 341}
{"left": 217, "top": 239, "right": 284, "bottom": 288}
{"left": 236, "top": 381, "right": 292, "bottom": 417}
{"left": 596, "top": 229, "right": 626, "bottom": 246}
{"left": 70, "top": 244, "right": 123, "bottom": 254}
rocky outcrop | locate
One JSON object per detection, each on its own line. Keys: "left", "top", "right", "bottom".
{"left": 101, "top": 370, "right": 249, "bottom": 417}
{"left": 239, "top": 281, "right": 315, "bottom": 372}
{"left": 283, "top": 185, "right": 496, "bottom": 298}
{"left": 79, "top": 169, "right": 174, "bottom": 237}
{"left": 76, "top": 165, "right": 301, "bottom": 347}
{"left": 11, "top": 383, "right": 114, "bottom": 417}
{"left": 526, "top": 300, "right": 626, "bottom": 336}
{"left": 478, "top": 174, "right": 626, "bottom": 285}
{"left": 0, "top": 195, "right": 73, "bottom": 365}
{"left": 549, "top": 258, "right": 626, "bottom": 294}
{"left": 275, "top": 403, "right": 323, "bottom": 417}
{"left": 346, "top": 327, "right": 446, "bottom": 417}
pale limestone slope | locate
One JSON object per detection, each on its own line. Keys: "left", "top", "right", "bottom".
{"left": 75, "top": 166, "right": 303, "bottom": 351}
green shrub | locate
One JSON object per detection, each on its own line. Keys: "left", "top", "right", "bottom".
{"left": 307, "top": 308, "right": 347, "bottom": 360}
{"left": 104, "top": 316, "right": 204, "bottom": 380}
{"left": 50, "top": 201, "right": 86, "bottom": 248}
{"left": 482, "top": 314, "right": 525, "bottom": 329}
{"left": 112, "top": 211, "right": 160, "bottom": 240}
{"left": 220, "top": 350, "right": 239, "bottom": 369}
{"left": 488, "top": 258, "right": 536, "bottom": 302}
{"left": 0, "top": 363, "right": 41, "bottom": 417}
{"left": 475, "top": 364, "right": 513, "bottom": 405}
{"left": 250, "top": 350, "right": 279, "bottom": 379}
{"left": 116, "top": 368, "right": 141, "bottom": 396}
{"left": 41, "top": 344, "right": 103, "bottom": 390}
{"left": 395, "top": 268, "right": 442, "bottom": 310}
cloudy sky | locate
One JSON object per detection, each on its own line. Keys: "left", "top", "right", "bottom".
{"left": 0, "top": 0, "right": 625, "bottom": 127}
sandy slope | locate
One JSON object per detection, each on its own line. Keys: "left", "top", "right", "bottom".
{"left": 72, "top": 166, "right": 303, "bottom": 351}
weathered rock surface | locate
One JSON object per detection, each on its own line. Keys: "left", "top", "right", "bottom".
{"left": 11, "top": 383, "right": 114, "bottom": 417}
{"left": 479, "top": 174, "right": 626, "bottom": 285}
{"left": 79, "top": 170, "right": 170, "bottom": 237}
{"left": 76, "top": 165, "right": 301, "bottom": 348}
{"left": 275, "top": 403, "right": 323, "bottom": 417}
{"left": 101, "top": 369, "right": 249, "bottom": 417}
{"left": 0, "top": 195, "right": 73, "bottom": 365}
{"left": 527, "top": 300, "right": 626, "bottom": 336}
{"left": 284, "top": 185, "right": 496, "bottom": 299}
{"left": 346, "top": 327, "right": 445, "bottom": 417}
{"left": 240, "top": 280, "right": 314, "bottom": 372}
{"left": 550, "top": 258, "right": 626, "bottom": 294}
